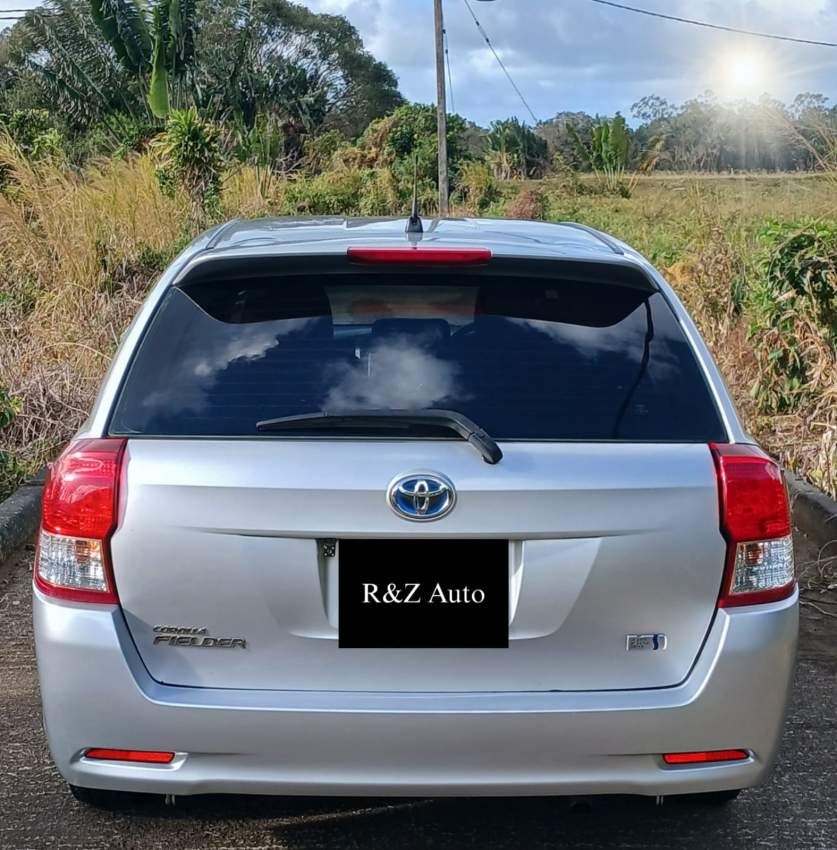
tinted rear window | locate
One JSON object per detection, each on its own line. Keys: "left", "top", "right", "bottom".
{"left": 109, "top": 272, "right": 726, "bottom": 442}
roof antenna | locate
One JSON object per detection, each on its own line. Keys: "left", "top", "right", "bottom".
{"left": 405, "top": 155, "right": 423, "bottom": 235}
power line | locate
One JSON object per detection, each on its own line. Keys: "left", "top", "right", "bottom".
{"left": 586, "top": 0, "right": 837, "bottom": 48}
{"left": 461, "top": 0, "right": 539, "bottom": 124}
{"left": 0, "top": 10, "right": 57, "bottom": 17}
{"left": 443, "top": 25, "right": 456, "bottom": 113}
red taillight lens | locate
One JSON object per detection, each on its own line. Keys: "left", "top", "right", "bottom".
{"left": 347, "top": 247, "right": 492, "bottom": 265}
{"left": 710, "top": 443, "right": 794, "bottom": 608}
{"left": 35, "top": 438, "right": 126, "bottom": 604}
{"left": 85, "top": 749, "right": 174, "bottom": 764}
{"left": 711, "top": 443, "right": 790, "bottom": 541}
{"left": 42, "top": 439, "right": 125, "bottom": 538}
{"left": 663, "top": 750, "right": 749, "bottom": 765}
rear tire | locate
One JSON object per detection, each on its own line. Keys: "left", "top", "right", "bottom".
{"left": 69, "top": 783, "right": 155, "bottom": 810}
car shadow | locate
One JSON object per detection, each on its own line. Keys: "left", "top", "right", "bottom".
{"left": 108, "top": 792, "right": 741, "bottom": 849}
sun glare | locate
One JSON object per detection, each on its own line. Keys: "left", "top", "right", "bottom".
{"left": 716, "top": 50, "right": 771, "bottom": 99}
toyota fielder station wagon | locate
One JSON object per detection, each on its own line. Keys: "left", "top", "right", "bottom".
{"left": 33, "top": 216, "right": 798, "bottom": 807}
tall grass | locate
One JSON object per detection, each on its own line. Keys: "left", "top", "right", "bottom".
{"left": 0, "top": 143, "right": 190, "bottom": 482}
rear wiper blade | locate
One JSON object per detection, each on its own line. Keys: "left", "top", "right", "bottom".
{"left": 256, "top": 409, "right": 503, "bottom": 465}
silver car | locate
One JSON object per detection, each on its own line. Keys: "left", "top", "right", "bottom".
{"left": 33, "top": 216, "right": 797, "bottom": 807}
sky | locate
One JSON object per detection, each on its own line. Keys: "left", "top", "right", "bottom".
{"left": 301, "top": 0, "right": 837, "bottom": 124}
{"left": 1, "top": 0, "right": 835, "bottom": 123}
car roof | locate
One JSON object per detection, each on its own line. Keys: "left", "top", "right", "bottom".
{"left": 196, "top": 217, "right": 632, "bottom": 262}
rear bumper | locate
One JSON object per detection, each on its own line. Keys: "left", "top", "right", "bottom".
{"left": 33, "top": 587, "right": 798, "bottom": 798}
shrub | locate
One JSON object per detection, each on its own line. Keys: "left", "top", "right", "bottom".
{"left": 0, "top": 110, "right": 65, "bottom": 176}
{"left": 485, "top": 118, "right": 548, "bottom": 180}
{"left": 68, "top": 114, "right": 154, "bottom": 162}
{"left": 226, "top": 115, "right": 289, "bottom": 202}
{"left": 358, "top": 168, "right": 400, "bottom": 216}
{"left": 0, "top": 386, "right": 23, "bottom": 501}
{"left": 282, "top": 161, "right": 404, "bottom": 219}
{"left": 282, "top": 168, "right": 367, "bottom": 216}
{"left": 383, "top": 103, "right": 469, "bottom": 206}
{"left": 153, "top": 108, "right": 222, "bottom": 217}
{"left": 30, "top": 128, "right": 64, "bottom": 161}
{"left": 303, "top": 130, "right": 345, "bottom": 175}
{"left": 748, "top": 219, "right": 837, "bottom": 414}
{"left": 454, "top": 160, "right": 498, "bottom": 214}
{"left": 504, "top": 186, "right": 546, "bottom": 221}
{"left": 4, "top": 109, "right": 53, "bottom": 151}
{"left": 0, "top": 386, "right": 20, "bottom": 431}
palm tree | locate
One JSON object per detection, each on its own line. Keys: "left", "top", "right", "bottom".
{"left": 10, "top": 0, "right": 401, "bottom": 140}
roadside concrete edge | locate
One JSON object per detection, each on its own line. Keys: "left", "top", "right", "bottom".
{"left": 786, "top": 470, "right": 837, "bottom": 562}
{"left": 0, "top": 470, "right": 45, "bottom": 567}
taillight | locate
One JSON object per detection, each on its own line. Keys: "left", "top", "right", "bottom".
{"left": 710, "top": 443, "right": 795, "bottom": 607}
{"left": 85, "top": 749, "right": 174, "bottom": 764}
{"left": 347, "top": 247, "right": 492, "bottom": 265}
{"left": 663, "top": 750, "right": 749, "bottom": 765}
{"left": 34, "top": 438, "right": 126, "bottom": 604}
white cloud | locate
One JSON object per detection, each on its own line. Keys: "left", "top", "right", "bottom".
{"left": 325, "top": 340, "right": 463, "bottom": 410}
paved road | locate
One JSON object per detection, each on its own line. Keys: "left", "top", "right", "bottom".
{"left": 2, "top": 544, "right": 836, "bottom": 850}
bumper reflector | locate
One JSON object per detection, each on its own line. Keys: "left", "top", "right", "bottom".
{"left": 85, "top": 749, "right": 174, "bottom": 764}
{"left": 663, "top": 750, "right": 749, "bottom": 765}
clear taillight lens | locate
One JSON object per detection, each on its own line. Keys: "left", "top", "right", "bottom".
{"left": 36, "top": 533, "right": 109, "bottom": 594}
{"left": 34, "top": 438, "right": 126, "bottom": 604}
{"left": 728, "top": 537, "right": 794, "bottom": 598}
{"left": 711, "top": 443, "right": 795, "bottom": 607}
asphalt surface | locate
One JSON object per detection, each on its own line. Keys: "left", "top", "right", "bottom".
{"left": 1, "top": 543, "right": 836, "bottom": 850}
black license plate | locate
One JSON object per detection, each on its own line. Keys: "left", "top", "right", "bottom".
{"left": 338, "top": 539, "right": 509, "bottom": 649}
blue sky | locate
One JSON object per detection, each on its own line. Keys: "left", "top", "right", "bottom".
{"left": 303, "top": 0, "right": 837, "bottom": 123}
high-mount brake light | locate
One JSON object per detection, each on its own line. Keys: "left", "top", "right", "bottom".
{"left": 85, "top": 749, "right": 174, "bottom": 764}
{"left": 710, "top": 443, "right": 795, "bottom": 608}
{"left": 347, "top": 247, "right": 492, "bottom": 265}
{"left": 663, "top": 750, "right": 749, "bottom": 765}
{"left": 34, "top": 438, "right": 126, "bottom": 604}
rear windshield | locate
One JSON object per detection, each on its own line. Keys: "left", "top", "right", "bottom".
{"left": 109, "top": 272, "right": 726, "bottom": 442}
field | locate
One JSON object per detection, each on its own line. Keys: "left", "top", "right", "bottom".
{"left": 543, "top": 173, "right": 836, "bottom": 498}
{"left": 0, "top": 153, "right": 834, "bottom": 540}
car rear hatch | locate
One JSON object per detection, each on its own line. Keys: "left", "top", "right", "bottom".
{"left": 108, "top": 252, "right": 729, "bottom": 693}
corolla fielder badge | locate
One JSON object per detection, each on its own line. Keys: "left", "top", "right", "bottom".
{"left": 388, "top": 472, "right": 456, "bottom": 522}
{"left": 152, "top": 625, "right": 247, "bottom": 649}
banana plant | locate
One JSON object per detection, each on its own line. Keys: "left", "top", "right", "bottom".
{"left": 570, "top": 113, "right": 664, "bottom": 197}
{"left": 485, "top": 118, "right": 547, "bottom": 179}
{"left": 88, "top": 0, "right": 195, "bottom": 118}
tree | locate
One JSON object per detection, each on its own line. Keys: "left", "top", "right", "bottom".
{"left": 381, "top": 102, "right": 468, "bottom": 203}
{"left": 3, "top": 0, "right": 401, "bottom": 143}
{"left": 535, "top": 111, "right": 596, "bottom": 170}
{"left": 191, "top": 0, "right": 401, "bottom": 136}
{"left": 631, "top": 94, "right": 674, "bottom": 124}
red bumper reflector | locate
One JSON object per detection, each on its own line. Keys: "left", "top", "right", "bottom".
{"left": 663, "top": 750, "right": 749, "bottom": 765}
{"left": 85, "top": 749, "right": 174, "bottom": 764}
{"left": 347, "top": 247, "right": 492, "bottom": 265}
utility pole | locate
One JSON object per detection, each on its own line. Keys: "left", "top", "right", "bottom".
{"left": 433, "top": 0, "right": 449, "bottom": 217}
